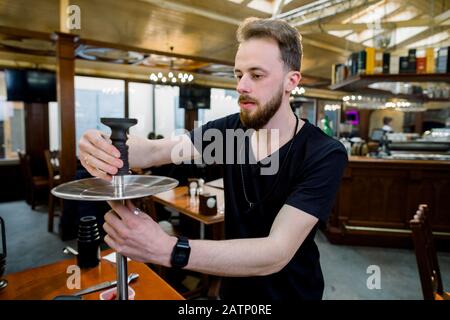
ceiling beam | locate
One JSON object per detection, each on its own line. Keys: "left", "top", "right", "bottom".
{"left": 302, "top": 37, "right": 350, "bottom": 55}
{"left": 272, "top": 0, "right": 286, "bottom": 18}
{"left": 390, "top": 26, "right": 450, "bottom": 53}
{"left": 286, "top": 0, "right": 381, "bottom": 27}
{"left": 311, "top": 0, "right": 382, "bottom": 26}
{"left": 302, "top": 33, "right": 365, "bottom": 55}
{"left": 388, "top": 9, "right": 450, "bottom": 51}
{"left": 59, "top": 0, "right": 69, "bottom": 32}
{"left": 353, "top": 3, "right": 415, "bottom": 43}
{"left": 278, "top": 0, "right": 347, "bottom": 20}
{"left": 298, "top": 18, "right": 448, "bottom": 34}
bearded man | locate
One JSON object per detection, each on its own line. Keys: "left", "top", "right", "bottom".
{"left": 78, "top": 17, "right": 348, "bottom": 300}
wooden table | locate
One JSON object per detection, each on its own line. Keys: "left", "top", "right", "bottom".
{"left": 151, "top": 185, "right": 225, "bottom": 239}
{"left": 0, "top": 250, "right": 184, "bottom": 300}
{"left": 151, "top": 185, "right": 225, "bottom": 298}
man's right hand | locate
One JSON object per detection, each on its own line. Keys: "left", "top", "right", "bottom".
{"left": 78, "top": 129, "right": 123, "bottom": 181}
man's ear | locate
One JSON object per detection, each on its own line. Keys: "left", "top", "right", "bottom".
{"left": 285, "top": 71, "right": 301, "bottom": 92}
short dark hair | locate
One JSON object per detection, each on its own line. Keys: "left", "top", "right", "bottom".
{"left": 236, "top": 17, "right": 303, "bottom": 72}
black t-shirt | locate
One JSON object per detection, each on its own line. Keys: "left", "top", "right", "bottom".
{"left": 189, "top": 113, "right": 348, "bottom": 300}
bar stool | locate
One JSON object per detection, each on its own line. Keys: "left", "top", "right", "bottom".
{"left": 44, "top": 150, "right": 62, "bottom": 232}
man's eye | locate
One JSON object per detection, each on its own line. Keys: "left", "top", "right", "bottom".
{"left": 252, "top": 74, "right": 263, "bottom": 79}
{"left": 235, "top": 75, "right": 242, "bottom": 80}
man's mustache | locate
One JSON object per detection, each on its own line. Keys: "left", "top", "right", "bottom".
{"left": 238, "top": 95, "right": 259, "bottom": 104}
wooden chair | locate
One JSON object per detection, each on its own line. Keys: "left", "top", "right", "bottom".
{"left": 17, "top": 151, "right": 49, "bottom": 210}
{"left": 44, "top": 150, "right": 62, "bottom": 233}
{"left": 410, "top": 204, "right": 449, "bottom": 300}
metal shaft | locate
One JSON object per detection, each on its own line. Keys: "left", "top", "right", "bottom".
{"left": 116, "top": 249, "right": 128, "bottom": 300}
{"left": 113, "top": 176, "right": 128, "bottom": 300}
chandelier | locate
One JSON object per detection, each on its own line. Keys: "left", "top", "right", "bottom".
{"left": 148, "top": 46, "right": 194, "bottom": 85}
{"left": 291, "top": 86, "right": 305, "bottom": 95}
{"left": 149, "top": 71, "right": 194, "bottom": 84}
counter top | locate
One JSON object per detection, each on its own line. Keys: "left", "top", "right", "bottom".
{"left": 349, "top": 156, "right": 450, "bottom": 166}
{"left": 0, "top": 158, "right": 19, "bottom": 166}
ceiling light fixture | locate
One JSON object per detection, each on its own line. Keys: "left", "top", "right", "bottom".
{"left": 149, "top": 46, "right": 194, "bottom": 85}
{"left": 291, "top": 86, "right": 305, "bottom": 95}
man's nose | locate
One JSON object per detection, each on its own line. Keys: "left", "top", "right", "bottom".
{"left": 236, "top": 75, "right": 251, "bottom": 94}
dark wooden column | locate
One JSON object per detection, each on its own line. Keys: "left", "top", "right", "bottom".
{"left": 414, "top": 112, "right": 424, "bottom": 134}
{"left": 24, "top": 102, "right": 49, "bottom": 176}
{"left": 184, "top": 109, "right": 198, "bottom": 132}
{"left": 53, "top": 32, "right": 79, "bottom": 182}
{"left": 358, "top": 109, "right": 373, "bottom": 141}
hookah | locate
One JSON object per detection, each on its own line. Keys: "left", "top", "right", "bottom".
{"left": 52, "top": 118, "right": 178, "bottom": 300}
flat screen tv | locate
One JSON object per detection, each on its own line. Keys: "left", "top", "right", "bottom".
{"left": 5, "top": 69, "right": 57, "bottom": 103}
{"left": 179, "top": 85, "right": 211, "bottom": 109}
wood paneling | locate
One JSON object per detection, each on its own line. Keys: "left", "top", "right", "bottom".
{"left": 326, "top": 156, "right": 450, "bottom": 249}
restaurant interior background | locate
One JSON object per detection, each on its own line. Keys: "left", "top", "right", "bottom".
{"left": 0, "top": 0, "right": 449, "bottom": 300}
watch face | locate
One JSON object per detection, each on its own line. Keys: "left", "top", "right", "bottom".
{"left": 176, "top": 251, "right": 188, "bottom": 262}
{"left": 172, "top": 238, "right": 190, "bottom": 268}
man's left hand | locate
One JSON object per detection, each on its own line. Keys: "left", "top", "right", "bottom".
{"left": 104, "top": 200, "right": 176, "bottom": 266}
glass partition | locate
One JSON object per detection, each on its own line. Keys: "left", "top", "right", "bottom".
{"left": 0, "top": 71, "right": 26, "bottom": 159}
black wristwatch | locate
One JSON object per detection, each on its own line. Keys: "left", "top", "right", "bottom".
{"left": 170, "top": 236, "right": 191, "bottom": 269}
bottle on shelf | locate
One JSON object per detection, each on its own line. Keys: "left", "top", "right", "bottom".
{"left": 321, "top": 115, "right": 333, "bottom": 137}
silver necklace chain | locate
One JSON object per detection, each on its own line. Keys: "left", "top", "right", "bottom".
{"left": 239, "top": 114, "right": 299, "bottom": 210}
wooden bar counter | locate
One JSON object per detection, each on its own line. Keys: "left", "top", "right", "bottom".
{"left": 325, "top": 156, "right": 450, "bottom": 249}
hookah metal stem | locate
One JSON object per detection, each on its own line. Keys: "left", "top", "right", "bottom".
{"left": 113, "top": 175, "right": 128, "bottom": 300}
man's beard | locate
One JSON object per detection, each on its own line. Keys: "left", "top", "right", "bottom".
{"left": 239, "top": 85, "right": 284, "bottom": 130}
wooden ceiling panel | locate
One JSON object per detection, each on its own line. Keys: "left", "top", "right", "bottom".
{"left": 165, "top": 0, "right": 267, "bottom": 19}
{"left": 0, "top": 0, "right": 449, "bottom": 84}
{"left": 71, "top": 0, "right": 238, "bottom": 63}
{"left": 0, "top": 0, "right": 59, "bottom": 32}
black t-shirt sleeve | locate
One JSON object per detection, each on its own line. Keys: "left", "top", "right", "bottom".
{"left": 285, "top": 142, "right": 348, "bottom": 223}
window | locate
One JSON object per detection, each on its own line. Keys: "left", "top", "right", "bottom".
{"left": 128, "top": 82, "right": 153, "bottom": 138}
{"left": 48, "top": 102, "right": 60, "bottom": 150}
{"left": 49, "top": 76, "right": 126, "bottom": 155}
{"left": 74, "top": 76, "right": 125, "bottom": 148}
{"left": 198, "top": 88, "right": 239, "bottom": 125}
{"left": 0, "top": 71, "right": 25, "bottom": 159}
{"left": 154, "top": 85, "right": 183, "bottom": 139}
